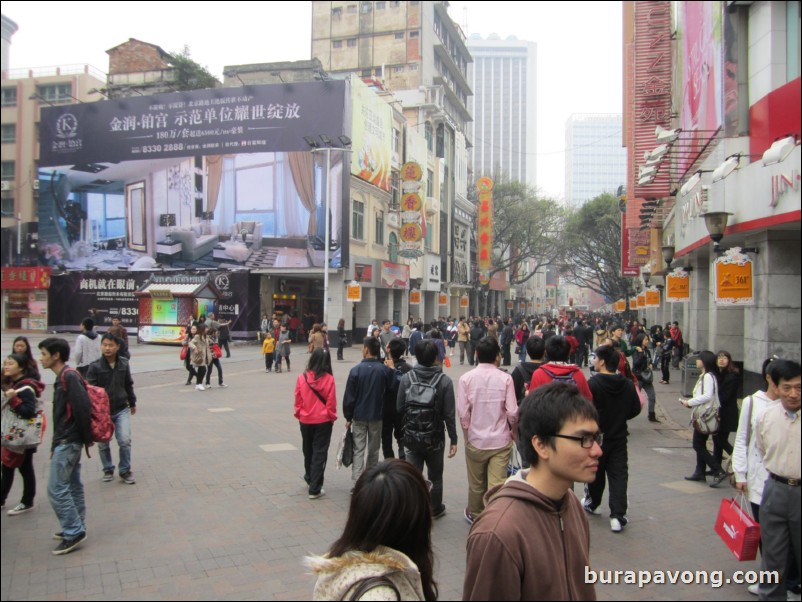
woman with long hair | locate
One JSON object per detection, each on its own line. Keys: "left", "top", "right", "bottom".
{"left": 189, "top": 324, "right": 212, "bottom": 391}
{"left": 294, "top": 349, "right": 337, "bottom": 500}
{"left": 632, "top": 333, "right": 658, "bottom": 422}
{"left": 515, "top": 322, "right": 530, "bottom": 363}
{"left": 714, "top": 350, "right": 740, "bottom": 467}
{"left": 680, "top": 351, "right": 727, "bottom": 485}
{"left": 183, "top": 324, "right": 199, "bottom": 385}
{"left": 308, "top": 324, "right": 325, "bottom": 353}
{"left": 307, "top": 459, "right": 437, "bottom": 601}
{"left": 11, "top": 336, "right": 40, "bottom": 381}
{"left": 1, "top": 353, "right": 46, "bottom": 515}
{"left": 337, "top": 318, "right": 347, "bottom": 361}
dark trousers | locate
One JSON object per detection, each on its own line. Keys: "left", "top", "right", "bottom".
{"left": 337, "top": 341, "right": 345, "bottom": 360}
{"left": 575, "top": 344, "right": 588, "bottom": 367}
{"left": 220, "top": 339, "right": 231, "bottom": 358}
{"left": 382, "top": 400, "right": 405, "bottom": 460}
{"left": 264, "top": 353, "right": 274, "bottom": 371}
{"left": 692, "top": 430, "right": 722, "bottom": 473}
{"left": 205, "top": 358, "right": 224, "bottom": 385}
{"left": 300, "top": 422, "right": 333, "bottom": 495}
{"left": 713, "top": 431, "right": 733, "bottom": 465}
{"left": 661, "top": 355, "right": 671, "bottom": 383}
{"left": 0, "top": 448, "right": 36, "bottom": 507}
{"left": 759, "top": 478, "right": 802, "bottom": 600}
{"left": 194, "top": 365, "right": 207, "bottom": 384}
{"left": 586, "top": 437, "right": 629, "bottom": 521}
{"left": 501, "top": 343, "right": 511, "bottom": 366}
{"left": 405, "top": 445, "right": 445, "bottom": 513}
{"left": 185, "top": 355, "right": 197, "bottom": 383}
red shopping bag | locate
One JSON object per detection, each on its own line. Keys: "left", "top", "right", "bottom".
{"left": 714, "top": 496, "right": 760, "bottom": 561}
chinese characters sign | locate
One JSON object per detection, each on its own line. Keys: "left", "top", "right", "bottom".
{"left": 39, "top": 81, "right": 347, "bottom": 166}
{"left": 477, "top": 177, "right": 494, "bottom": 285}
{"left": 1, "top": 267, "right": 51, "bottom": 290}
{"left": 399, "top": 162, "right": 425, "bottom": 259}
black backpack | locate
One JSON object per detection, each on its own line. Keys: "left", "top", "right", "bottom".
{"left": 540, "top": 366, "right": 577, "bottom": 386}
{"left": 402, "top": 371, "right": 445, "bottom": 452}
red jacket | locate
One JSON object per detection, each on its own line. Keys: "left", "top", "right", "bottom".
{"left": 565, "top": 336, "right": 579, "bottom": 354}
{"left": 529, "top": 363, "right": 593, "bottom": 402}
{"left": 294, "top": 371, "right": 337, "bottom": 425}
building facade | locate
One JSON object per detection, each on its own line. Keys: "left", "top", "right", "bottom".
{"left": 467, "top": 34, "right": 537, "bottom": 188}
{"left": 564, "top": 113, "right": 627, "bottom": 209}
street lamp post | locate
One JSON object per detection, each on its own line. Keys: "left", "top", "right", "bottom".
{"left": 304, "top": 135, "right": 351, "bottom": 327}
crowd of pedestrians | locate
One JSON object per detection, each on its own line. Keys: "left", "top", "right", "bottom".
{"left": 2, "top": 310, "right": 799, "bottom": 602}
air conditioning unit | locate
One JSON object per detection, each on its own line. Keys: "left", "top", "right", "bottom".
{"left": 0, "top": 181, "right": 12, "bottom": 192}
{"left": 387, "top": 213, "right": 399, "bottom": 227}
{"left": 426, "top": 197, "right": 439, "bottom": 214}
{"left": 33, "top": 179, "right": 40, "bottom": 190}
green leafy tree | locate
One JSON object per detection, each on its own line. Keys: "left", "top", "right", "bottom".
{"left": 561, "top": 193, "right": 632, "bottom": 302}
{"left": 169, "top": 46, "right": 218, "bottom": 91}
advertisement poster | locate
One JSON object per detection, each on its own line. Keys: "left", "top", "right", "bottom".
{"left": 477, "top": 177, "right": 494, "bottom": 284}
{"left": 715, "top": 248, "right": 754, "bottom": 306}
{"left": 351, "top": 78, "right": 392, "bottom": 191}
{"left": 36, "top": 81, "right": 350, "bottom": 272}
{"left": 666, "top": 269, "right": 691, "bottom": 303}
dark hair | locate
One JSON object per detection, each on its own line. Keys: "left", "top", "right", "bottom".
{"left": 81, "top": 317, "right": 95, "bottom": 331}
{"left": 611, "top": 323, "right": 624, "bottom": 333}
{"left": 475, "top": 336, "right": 500, "bottom": 364}
{"left": 388, "top": 339, "right": 406, "bottom": 362}
{"left": 768, "top": 359, "right": 801, "bottom": 386}
{"left": 697, "top": 350, "right": 717, "bottom": 374}
{"left": 195, "top": 323, "right": 208, "bottom": 338}
{"left": 306, "top": 348, "right": 333, "bottom": 378}
{"left": 518, "top": 383, "right": 599, "bottom": 467}
{"left": 1, "top": 353, "right": 37, "bottom": 389}
{"left": 525, "top": 335, "right": 545, "bottom": 360}
{"left": 12, "top": 336, "right": 40, "bottom": 381}
{"left": 329, "top": 460, "right": 437, "bottom": 601}
{"left": 716, "top": 350, "right": 740, "bottom": 375}
{"left": 337, "top": 318, "right": 345, "bottom": 329}
{"left": 761, "top": 356, "right": 779, "bottom": 380}
{"left": 632, "top": 333, "right": 648, "bottom": 348}
{"left": 100, "top": 332, "right": 121, "bottom": 346}
{"left": 38, "top": 337, "right": 71, "bottom": 363}
{"left": 593, "top": 345, "right": 620, "bottom": 373}
{"left": 415, "top": 340, "right": 439, "bottom": 368}
{"left": 545, "top": 336, "right": 570, "bottom": 362}
{"left": 363, "top": 336, "right": 381, "bottom": 358}
{"left": 428, "top": 328, "right": 442, "bottom": 339}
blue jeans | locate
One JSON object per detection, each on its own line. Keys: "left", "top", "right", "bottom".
{"left": 47, "top": 442, "right": 86, "bottom": 538}
{"left": 99, "top": 408, "right": 132, "bottom": 475}
{"left": 405, "top": 445, "right": 446, "bottom": 513}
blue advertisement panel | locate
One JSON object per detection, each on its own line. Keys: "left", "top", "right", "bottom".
{"left": 35, "top": 82, "right": 351, "bottom": 272}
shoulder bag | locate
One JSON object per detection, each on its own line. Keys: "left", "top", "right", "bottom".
{"left": 345, "top": 576, "right": 401, "bottom": 601}
{"left": 1, "top": 388, "right": 46, "bottom": 451}
{"left": 691, "top": 374, "right": 720, "bottom": 435}
{"left": 303, "top": 373, "right": 328, "bottom": 406}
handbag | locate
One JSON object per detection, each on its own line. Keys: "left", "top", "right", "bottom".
{"left": 1, "top": 404, "right": 46, "bottom": 450}
{"left": 507, "top": 443, "right": 522, "bottom": 476}
{"left": 714, "top": 494, "right": 760, "bottom": 561}
{"left": 211, "top": 343, "right": 223, "bottom": 359}
{"left": 336, "top": 427, "right": 354, "bottom": 469}
{"left": 638, "top": 366, "right": 654, "bottom": 385}
{"left": 690, "top": 375, "right": 720, "bottom": 435}
{"left": 443, "top": 356, "right": 452, "bottom": 368}
{"left": 180, "top": 346, "right": 188, "bottom": 361}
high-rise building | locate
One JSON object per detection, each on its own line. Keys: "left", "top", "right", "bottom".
{"left": 467, "top": 34, "right": 537, "bottom": 187}
{"left": 564, "top": 113, "right": 626, "bottom": 208}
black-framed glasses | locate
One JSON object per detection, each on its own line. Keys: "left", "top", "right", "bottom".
{"left": 553, "top": 432, "right": 603, "bottom": 449}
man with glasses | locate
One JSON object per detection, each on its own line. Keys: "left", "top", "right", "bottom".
{"left": 582, "top": 345, "right": 642, "bottom": 533}
{"left": 463, "top": 382, "right": 601, "bottom": 601}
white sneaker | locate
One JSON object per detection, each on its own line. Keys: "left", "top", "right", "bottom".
{"left": 610, "top": 518, "right": 623, "bottom": 533}
{"left": 581, "top": 497, "right": 601, "bottom": 516}
{"left": 196, "top": 384, "right": 205, "bottom": 391}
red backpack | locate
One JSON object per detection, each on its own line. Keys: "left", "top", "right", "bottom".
{"left": 61, "top": 368, "right": 114, "bottom": 449}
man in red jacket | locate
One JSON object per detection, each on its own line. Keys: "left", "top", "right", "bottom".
{"left": 529, "top": 336, "right": 593, "bottom": 401}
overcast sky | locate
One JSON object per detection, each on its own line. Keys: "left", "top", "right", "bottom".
{"left": 2, "top": 1, "right": 623, "bottom": 200}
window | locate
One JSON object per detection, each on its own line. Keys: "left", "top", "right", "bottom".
{"left": 1, "top": 88, "right": 17, "bottom": 107}
{"left": 361, "top": 2, "right": 372, "bottom": 13}
{"left": 390, "top": 171, "right": 400, "bottom": 207}
{"left": 36, "top": 83, "right": 72, "bottom": 104}
{"left": 347, "top": 4, "right": 357, "bottom": 13}
{"left": 376, "top": 1, "right": 386, "bottom": 8}
{"left": 86, "top": 192, "right": 126, "bottom": 240}
{"left": 375, "top": 209, "right": 384, "bottom": 245}
{"left": 393, "top": 65, "right": 405, "bottom": 73}
{"left": 333, "top": 40, "right": 343, "bottom": 49}
{"left": 410, "top": 31, "right": 419, "bottom": 38}
{"left": 388, "top": 232, "right": 399, "bottom": 263}
{"left": 1, "top": 195, "right": 13, "bottom": 217}
{"left": 352, "top": 200, "right": 365, "bottom": 240}
{"left": 425, "top": 122, "right": 433, "bottom": 152}
{"left": 409, "top": 64, "right": 418, "bottom": 71}
{"left": 1, "top": 161, "right": 15, "bottom": 180}
{"left": 427, "top": 170, "right": 434, "bottom": 198}
{"left": 425, "top": 221, "right": 433, "bottom": 251}
{"left": 789, "top": 0, "right": 801, "bottom": 80}
{"left": 347, "top": 38, "right": 357, "bottom": 48}
{"left": 390, "top": 0, "right": 400, "bottom": 7}
{"left": 1, "top": 124, "right": 15, "bottom": 143}
{"left": 332, "top": 6, "right": 343, "bottom": 17}
{"left": 395, "top": 32, "right": 404, "bottom": 40}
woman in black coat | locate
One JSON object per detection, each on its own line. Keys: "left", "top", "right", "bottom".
{"left": 714, "top": 350, "right": 740, "bottom": 467}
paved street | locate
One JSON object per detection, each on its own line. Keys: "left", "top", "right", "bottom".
{"left": 1, "top": 337, "right": 764, "bottom": 600}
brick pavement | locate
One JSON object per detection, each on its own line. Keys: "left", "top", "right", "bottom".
{"left": 1, "top": 339, "right": 763, "bottom": 600}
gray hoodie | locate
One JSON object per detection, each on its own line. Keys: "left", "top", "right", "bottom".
{"left": 74, "top": 330, "right": 101, "bottom": 368}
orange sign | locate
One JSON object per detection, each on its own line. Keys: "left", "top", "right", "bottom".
{"left": 477, "top": 177, "right": 494, "bottom": 285}
{"left": 646, "top": 289, "right": 660, "bottom": 307}
{"left": 630, "top": 297, "right": 640, "bottom": 310}
{"left": 438, "top": 293, "right": 448, "bottom": 306}
{"left": 614, "top": 300, "right": 626, "bottom": 313}
{"left": 638, "top": 293, "right": 646, "bottom": 308}
{"left": 410, "top": 289, "right": 421, "bottom": 305}
{"left": 506, "top": 301, "right": 514, "bottom": 310}
{"left": 346, "top": 282, "right": 362, "bottom": 302}
{"left": 401, "top": 162, "right": 423, "bottom": 181}
{"left": 715, "top": 251, "right": 754, "bottom": 305}
{"left": 460, "top": 294, "right": 469, "bottom": 308}
{"left": 666, "top": 270, "right": 690, "bottom": 303}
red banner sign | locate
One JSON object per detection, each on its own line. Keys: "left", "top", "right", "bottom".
{"left": 1, "top": 267, "right": 52, "bottom": 290}
{"left": 477, "top": 177, "right": 494, "bottom": 284}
